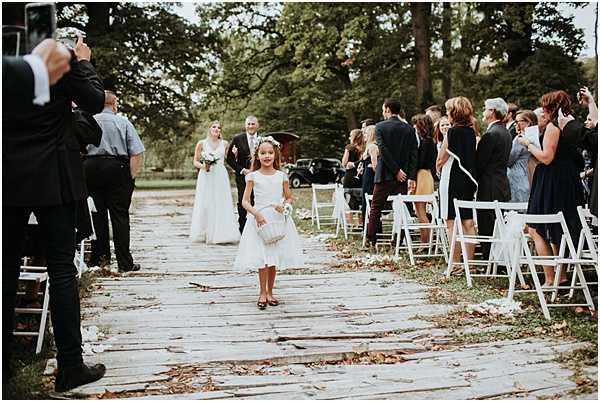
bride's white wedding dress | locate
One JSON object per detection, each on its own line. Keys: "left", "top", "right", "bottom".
{"left": 190, "top": 139, "right": 240, "bottom": 244}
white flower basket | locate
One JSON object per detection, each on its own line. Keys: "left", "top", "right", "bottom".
{"left": 256, "top": 204, "right": 291, "bottom": 245}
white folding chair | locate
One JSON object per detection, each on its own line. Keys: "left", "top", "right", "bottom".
{"left": 361, "top": 194, "right": 395, "bottom": 249}
{"left": 334, "top": 186, "right": 362, "bottom": 239}
{"left": 566, "top": 206, "right": 599, "bottom": 301}
{"left": 392, "top": 194, "right": 448, "bottom": 265}
{"left": 447, "top": 199, "right": 518, "bottom": 287}
{"left": 507, "top": 212, "right": 596, "bottom": 320}
{"left": 74, "top": 196, "right": 98, "bottom": 277}
{"left": 311, "top": 184, "right": 339, "bottom": 231}
{"left": 15, "top": 265, "right": 50, "bottom": 354}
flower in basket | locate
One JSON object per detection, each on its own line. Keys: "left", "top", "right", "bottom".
{"left": 283, "top": 203, "right": 293, "bottom": 217}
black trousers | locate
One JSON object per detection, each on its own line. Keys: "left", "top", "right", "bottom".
{"left": 367, "top": 180, "right": 407, "bottom": 243}
{"left": 235, "top": 174, "right": 254, "bottom": 234}
{"left": 83, "top": 157, "right": 135, "bottom": 270}
{"left": 3, "top": 203, "right": 84, "bottom": 377}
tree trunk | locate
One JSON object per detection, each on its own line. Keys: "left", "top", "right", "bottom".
{"left": 85, "top": 3, "right": 111, "bottom": 43}
{"left": 441, "top": 2, "right": 452, "bottom": 99}
{"left": 411, "top": 2, "right": 433, "bottom": 110}
{"left": 505, "top": 3, "right": 535, "bottom": 68}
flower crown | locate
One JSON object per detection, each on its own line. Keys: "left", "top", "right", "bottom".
{"left": 257, "top": 136, "right": 281, "bottom": 149}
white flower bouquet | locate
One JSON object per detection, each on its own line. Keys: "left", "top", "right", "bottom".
{"left": 200, "top": 151, "right": 219, "bottom": 171}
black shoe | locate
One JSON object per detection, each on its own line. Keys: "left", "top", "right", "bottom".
{"left": 55, "top": 363, "right": 106, "bottom": 392}
{"left": 118, "top": 263, "right": 140, "bottom": 273}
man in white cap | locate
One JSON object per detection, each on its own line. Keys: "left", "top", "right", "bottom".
{"left": 477, "top": 97, "right": 513, "bottom": 259}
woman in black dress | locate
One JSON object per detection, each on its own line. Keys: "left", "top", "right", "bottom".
{"left": 519, "top": 90, "right": 585, "bottom": 286}
{"left": 412, "top": 114, "right": 437, "bottom": 243}
{"left": 341, "top": 129, "right": 364, "bottom": 222}
{"left": 436, "top": 97, "right": 478, "bottom": 264}
{"left": 359, "top": 125, "right": 378, "bottom": 227}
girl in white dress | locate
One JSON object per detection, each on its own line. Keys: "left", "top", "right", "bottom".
{"left": 189, "top": 121, "right": 240, "bottom": 244}
{"left": 234, "top": 137, "right": 304, "bottom": 309}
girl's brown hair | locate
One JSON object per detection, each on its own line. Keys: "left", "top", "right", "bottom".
{"left": 411, "top": 114, "right": 434, "bottom": 140}
{"left": 250, "top": 140, "right": 282, "bottom": 171}
{"left": 445, "top": 96, "right": 475, "bottom": 128}
{"left": 540, "top": 90, "right": 573, "bottom": 121}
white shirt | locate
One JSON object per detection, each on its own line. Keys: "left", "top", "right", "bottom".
{"left": 23, "top": 54, "right": 50, "bottom": 106}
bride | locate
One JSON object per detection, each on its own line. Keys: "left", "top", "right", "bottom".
{"left": 190, "top": 121, "right": 240, "bottom": 244}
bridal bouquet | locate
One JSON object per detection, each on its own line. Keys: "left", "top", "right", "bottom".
{"left": 200, "top": 151, "right": 219, "bottom": 165}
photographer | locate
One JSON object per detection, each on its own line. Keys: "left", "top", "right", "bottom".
{"left": 2, "top": 38, "right": 71, "bottom": 110}
{"left": 3, "top": 36, "right": 106, "bottom": 391}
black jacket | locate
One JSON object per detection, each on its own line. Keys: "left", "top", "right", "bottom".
{"left": 417, "top": 136, "right": 438, "bottom": 179}
{"left": 476, "top": 121, "right": 512, "bottom": 202}
{"left": 2, "top": 56, "right": 35, "bottom": 113}
{"left": 374, "top": 117, "right": 418, "bottom": 184}
{"left": 226, "top": 132, "right": 253, "bottom": 177}
{"left": 3, "top": 59, "right": 105, "bottom": 206}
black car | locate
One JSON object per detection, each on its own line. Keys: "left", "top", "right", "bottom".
{"left": 286, "top": 158, "right": 345, "bottom": 188}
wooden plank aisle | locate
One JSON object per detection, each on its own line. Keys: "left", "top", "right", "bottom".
{"left": 63, "top": 189, "right": 594, "bottom": 399}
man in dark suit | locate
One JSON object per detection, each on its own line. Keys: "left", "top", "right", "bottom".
{"left": 477, "top": 98, "right": 513, "bottom": 258}
{"left": 226, "top": 115, "right": 259, "bottom": 233}
{"left": 3, "top": 37, "right": 106, "bottom": 391}
{"left": 367, "top": 99, "right": 418, "bottom": 245}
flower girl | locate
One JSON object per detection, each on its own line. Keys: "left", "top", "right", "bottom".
{"left": 234, "top": 136, "right": 304, "bottom": 309}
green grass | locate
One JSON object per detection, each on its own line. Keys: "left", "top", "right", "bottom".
{"left": 135, "top": 179, "right": 196, "bottom": 190}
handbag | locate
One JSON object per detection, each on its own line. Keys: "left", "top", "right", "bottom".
{"left": 256, "top": 205, "right": 288, "bottom": 245}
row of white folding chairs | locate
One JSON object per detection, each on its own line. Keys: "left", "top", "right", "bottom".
{"left": 505, "top": 210, "right": 596, "bottom": 320}
{"left": 311, "top": 184, "right": 340, "bottom": 231}
{"left": 446, "top": 199, "right": 596, "bottom": 320}
{"left": 446, "top": 200, "right": 529, "bottom": 287}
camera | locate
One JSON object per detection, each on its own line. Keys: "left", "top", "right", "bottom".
{"left": 2, "top": 2, "right": 56, "bottom": 56}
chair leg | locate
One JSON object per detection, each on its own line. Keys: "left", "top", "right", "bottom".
{"left": 35, "top": 280, "right": 50, "bottom": 354}
{"left": 445, "top": 222, "right": 457, "bottom": 278}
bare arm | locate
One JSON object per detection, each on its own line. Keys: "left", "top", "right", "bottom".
{"left": 368, "top": 145, "right": 379, "bottom": 171}
{"left": 242, "top": 179, "right": 267, "bottom": 226}
{"left": 436, "top": 134, "right": 449, "bottom": 172}
{"left": 193, "top": 141, "right": 203, "bottom": 169}
{"left": 130, "top": 153, "right": 143, "bottom": 179}
{"left": 341, "top": 148, "right": 350, "bottom": 167}
{"left": 283, "top": 180, "right": 293, "bottom": 205}
{"left": 521, "top": 123, "right": 559, "bottom": 165}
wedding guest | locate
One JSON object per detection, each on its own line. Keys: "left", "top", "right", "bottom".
{"left": 433, "top": 115, "right": 451, "bottom": 152}
{"left": 519, "top": 90, "right": 585, "bottom": 286}
{"left": 341, "top": 129, "right": 364, "bottom": 213}
{"left": 505, "top": 103, "right": 519, "bottom": 139}
{"left": 425, "top": 104, "right": 442, "bottom": 124}
{"left": 360, "top": 125, "right": 378, "bottom": 226}
{"left": 234, "top": 137, "right": 303, "bottom": 309}
{"left": 412, "top": 114, "right": 437, "bottom": 243}
{"left": 226, "top": 116, "right": 260, "bottom": 233}
{"left": 367, "top": 99, "right": 417, "bottom": 245}
{"left": 85, "top": 90, "right": 145, "bottom": 273}
{"left": 476, "top": 97, "right": 512, "bottom": 259}
{"left": 436, "top": 97, "right": 478, "bottom": 266}
{"left": 508, "top": 110, "right": 537, "bottom": 203}
{"left": 3, "top": 36, "right": 106, "bottom": 391}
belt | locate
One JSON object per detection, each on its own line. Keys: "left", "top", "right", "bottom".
{"left": 84, "top": 155, "right": 127, "bottom": 159}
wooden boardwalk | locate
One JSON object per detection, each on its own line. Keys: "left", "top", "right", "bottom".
{"left": 67, "top": 189, "right": 595, "bottom": 399}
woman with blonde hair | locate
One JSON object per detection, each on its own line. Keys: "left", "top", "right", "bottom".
{"left": 341, "top": 128, "right": 365, "bottom": 218}
{"left": 190, "top": 121, "right": 240, "bottom": 244}
{"left": 359, "top": 125, "right": 378, "bottom": 226}
{"left": 436, "top": 97, "right": 478, "bottom": 265}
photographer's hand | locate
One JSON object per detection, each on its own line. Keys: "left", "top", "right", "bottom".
{"left": 32, "top": 39, "right": 71, "bottom": 85}
{"left": 74, "top": 36, "right": 91, "bottom": 62}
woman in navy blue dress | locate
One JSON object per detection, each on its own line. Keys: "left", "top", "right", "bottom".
{"left": 519, "top": 90, "right": 585, "bottom": 286}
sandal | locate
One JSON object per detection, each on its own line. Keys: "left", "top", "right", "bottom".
{"left": 267, "top": 298, "right": 279, "bottom": 306}
{"left": 257, "top": 300, "right": 267, "bottom": 310}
